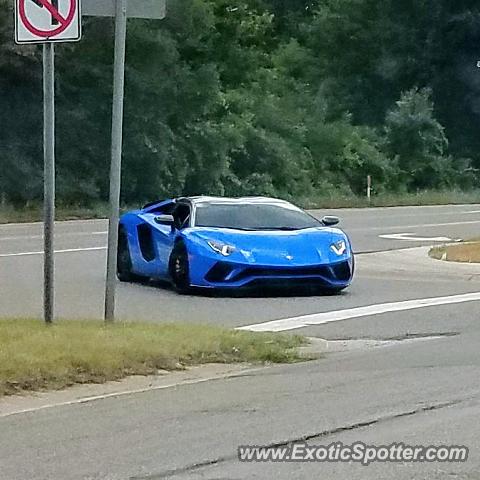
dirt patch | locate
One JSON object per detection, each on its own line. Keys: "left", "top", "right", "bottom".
{"left": 430, "top": 242, "right": 480, "bottom": 263}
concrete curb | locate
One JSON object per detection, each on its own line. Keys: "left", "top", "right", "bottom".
{"left": 0, "top": 363, "right": 267, "bottom": 419}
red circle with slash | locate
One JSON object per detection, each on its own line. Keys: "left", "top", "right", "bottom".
{"left": 19, "top": 0, "right": 77, "bottom": 38}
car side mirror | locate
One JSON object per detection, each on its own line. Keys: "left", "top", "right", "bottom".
{"left": 154, "top": 214, "right": 175, "bottom": 226}
{"left": 321, "top": 215, "right": 340, "bottom": 227}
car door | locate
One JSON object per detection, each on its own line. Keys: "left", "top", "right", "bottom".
{"left": 137, "top": 201, "right": 178, "bottom": 279}
{"left": 136, "top": 201, "right": 193, "bottom": 279}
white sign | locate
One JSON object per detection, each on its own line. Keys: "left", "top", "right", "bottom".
{"left": 82, "top": 0, "right": 166, "bottom": 19}
{"left": 15, "top": 0, "right": 81, "bottom": 44}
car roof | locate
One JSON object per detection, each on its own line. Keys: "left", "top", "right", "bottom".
{"left": 182, "top": 196, "right": 294, "bottom": 206}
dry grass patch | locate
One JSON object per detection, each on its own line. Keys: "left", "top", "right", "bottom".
{"left": 0, "top": 319, "right": 306, "bottom": 396}
{"left": 2, "top": 190, "right": 480, "bottom": 224}
{"left": 429, "top": 241, "right": 480, "bottom": 263}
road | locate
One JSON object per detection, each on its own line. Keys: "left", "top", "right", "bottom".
{"left": 1, "top": 203, "right": 480, "bottom": 324}
{"left": 1, "top": 203, "right": 480, "bottom": 479}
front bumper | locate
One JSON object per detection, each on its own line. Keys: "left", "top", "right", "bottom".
{"left": 192, "top": 258, "right": 354, "bottom": 289}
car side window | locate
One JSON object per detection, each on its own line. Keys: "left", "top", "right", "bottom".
{"left": 173, "top": 204, "right": 191, "bottom": 230}
{"left": 151, "top": 202, "right": 175, "bottom": 215}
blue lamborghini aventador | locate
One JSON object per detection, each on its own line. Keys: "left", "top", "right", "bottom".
{"left": 117, "top": 196, "right": 354, "bottom": 293}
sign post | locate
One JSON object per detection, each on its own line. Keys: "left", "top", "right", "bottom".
{"left": 15, "top": 0, "right": 81, "bottom": 324}
{"left": 43, "top": 42, "right": 55, "bottom": 324}
{"left": 104, "top": 0, "right": 128, "bottom": 323}
{"left": 82, "top": 0, "right": 167, "bottom": 323}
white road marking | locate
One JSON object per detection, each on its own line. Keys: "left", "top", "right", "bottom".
{"left": 238, "top": 292, "right": 480, "bottom": 332}
{"left": 0, "top": 231, "right": 107, "bottom": 242}
{"left": 0, "top": 247, "right": 107, "bottom": 258}
{"left": 379, "top": 233, "right": 457, "bottom": 242}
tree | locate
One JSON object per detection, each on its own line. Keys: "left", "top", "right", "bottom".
{"left": 0, "top": 0, "right": 478, "bottom": 207}
{"left": 384, "top": 88, "right": 459, "bottom": 190}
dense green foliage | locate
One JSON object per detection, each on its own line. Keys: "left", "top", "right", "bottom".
{"left": 0, "top": 0, "right": 478, "bottom": 206}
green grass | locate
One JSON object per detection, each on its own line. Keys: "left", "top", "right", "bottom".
{"left": 0, "top": 203, "right": 109, "bottom": 224}
{"left": 0, "top": 319, "right": 306, "bottom": 397}
{"left": 1, "top": 190, "right": 479, "bottom": 224}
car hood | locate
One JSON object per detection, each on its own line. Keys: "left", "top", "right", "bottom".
{"left": 186, "top": 227, "right": 351, "bottom": 266}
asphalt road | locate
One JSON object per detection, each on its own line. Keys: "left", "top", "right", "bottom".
{"left": 1, "top": 203, "right": 480, "bottom": 326}
{"left": 312, "top": 203, "right": 480, "bottom": 252}
{"left": 1, "top": 203, "right": 480, "bottom": 479}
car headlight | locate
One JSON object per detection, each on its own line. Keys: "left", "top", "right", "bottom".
{"left": 331, "top": 240, "right": 347, "bottom": 256}
{"left": 207, "top": 240, "right": 235, "bottom": 256}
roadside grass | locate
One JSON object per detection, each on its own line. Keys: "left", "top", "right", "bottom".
{"left": 0, "top": 203, "right": 109, "bottom": 224}
{"left": 429, "top": 241, "right": 480, "bottom": 263}
{"left": 300, "top": 190, "right": 480, "bottom": 209}
{"left": 0, "top": 319, "right": 307, "bottom": 397}
{"left": 1, "top": 190, "right": 479, "bottom": 224}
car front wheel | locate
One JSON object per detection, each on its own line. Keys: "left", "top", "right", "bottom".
{"left": 169, "top": 242, "right": 191, "bottom": 294}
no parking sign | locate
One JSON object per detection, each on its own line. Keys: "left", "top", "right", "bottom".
{"left": 15, "top": 0, "right": 81, "bottom": 44}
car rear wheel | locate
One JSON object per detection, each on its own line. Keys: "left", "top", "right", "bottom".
{"left": 169, "top": 243, "right": 191, "bottom": 294}
{"left": 117, "top": 227, "right": 140, "bottom": 282}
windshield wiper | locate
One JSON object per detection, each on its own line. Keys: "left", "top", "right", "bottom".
{"left": 197, "top": 226, "right": 258, "bottom": 231}
{"left": 256, "top": 226, "right": 310, "bottom": 231}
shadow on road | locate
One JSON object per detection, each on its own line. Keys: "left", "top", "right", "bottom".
{"left": 134, "top": 278, "right": 348, "bottom": 299}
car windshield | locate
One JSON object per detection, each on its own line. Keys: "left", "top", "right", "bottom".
{"left": 194, "top": 203, "right": 320, "bottom": 230}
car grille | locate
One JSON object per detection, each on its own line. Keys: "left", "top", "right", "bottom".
{"left": 205, "top": 261, "right": 352, "bottom": 283}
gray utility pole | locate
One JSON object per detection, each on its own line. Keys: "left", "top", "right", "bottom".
{"left": 104, "top": 0, "right": 128, "bottom": 323}
{"left": 43, "top": 42, "right": 55, "bottom": 324}
{"left": 85, "top": 0, "right": 166, "bottom": 322}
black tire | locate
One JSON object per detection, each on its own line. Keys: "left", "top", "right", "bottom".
{"left": 169, "top": 242, "right": 191, "bottom": 294}
{"left": 321, "top": 286, "right": 347, "bottom": 296}
{"left": 117, "top": 227, "right": 137, "bottom": 282}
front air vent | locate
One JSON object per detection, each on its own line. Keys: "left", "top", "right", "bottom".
{"left": 205, "top": 262, "right": 235, "bottom": 282}
{"left": 331, "top": 261, "right": 351, "bottom": 281}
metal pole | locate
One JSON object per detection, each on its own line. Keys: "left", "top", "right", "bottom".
{"left": 43, "top": 43, "right": 55, "bottom": 324}
{"left": 104, "top": 0, "right": 128, "bottom": 322}
{"left": 367, "top": 175, "right": 372, "bottom": 203}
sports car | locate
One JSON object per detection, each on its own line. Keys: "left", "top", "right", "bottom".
{"left": 117, "top": 196, "right": 354, "bottom": 293}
